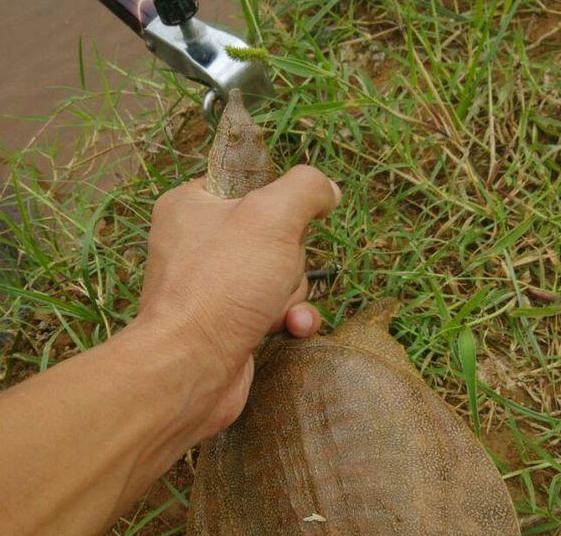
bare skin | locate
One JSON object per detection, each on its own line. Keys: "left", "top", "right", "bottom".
{"left": 0, "top": 165, "right": 341, "bottom": 536}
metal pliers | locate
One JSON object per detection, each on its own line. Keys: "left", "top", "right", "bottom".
{"left": 98, "top": 0, "right": 273, "bottom": 122}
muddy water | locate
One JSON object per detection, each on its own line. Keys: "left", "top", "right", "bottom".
{"left": 0, "top": 0, "right": 243, "bottom": 155}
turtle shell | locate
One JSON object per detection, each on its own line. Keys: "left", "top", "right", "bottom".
{"left": 187, "top": 301, "right": 520, "bottom": 535}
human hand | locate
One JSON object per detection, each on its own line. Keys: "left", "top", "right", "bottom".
{"left": 135, "top": 165, "right": 341, "bottom": 443}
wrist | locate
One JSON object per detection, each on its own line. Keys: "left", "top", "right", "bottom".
{"left": 128, "top": 297, "right": 254, "bottom": 442}
{"left": 118, "top": 315, "right": 207, "bottom": 407}
{"left": 120, "top": 312, "right": 229, "bottom": 445}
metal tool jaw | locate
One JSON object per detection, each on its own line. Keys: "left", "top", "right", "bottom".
{"left": 98, "top": 0, "right": 273, "bottom": 122}
{"left": 144, "top": 16, "right": 273, "bottom": 123}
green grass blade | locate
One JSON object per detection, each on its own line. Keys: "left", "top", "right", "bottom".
{"left": 457, "top": 327, "right": 480, "bottom": 437}
{"left": 269, "top": 56, "right": 335, "bottom": 79}
{"left": 78, "top": 36, "right": 86, "bottom": 90}
{"left": 0, "top": 284, "right": 100, "bottom": 322}
{"left": 510, "top": 306, "right": 561, "bottom": 319}
{"left": 240, "top": 0, "right": 262, "bottom": 45}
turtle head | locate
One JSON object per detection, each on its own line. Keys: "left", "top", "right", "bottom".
{"left": 332, "top": 299, "right": 412, "bottom": 369}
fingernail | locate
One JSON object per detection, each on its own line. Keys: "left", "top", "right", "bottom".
{"left": 294, "top": 309, "right": 314, "bottom": 335}
{"left": 330, "top": 180, "right": 342, "bottom": 205}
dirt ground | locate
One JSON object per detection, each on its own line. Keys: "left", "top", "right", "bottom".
{"left": 0, "top": 0, "right": 243, "bottom": 179}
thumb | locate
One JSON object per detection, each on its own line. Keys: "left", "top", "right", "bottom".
{"left": 237, "top": 165, "right": 341, "bottom": 237}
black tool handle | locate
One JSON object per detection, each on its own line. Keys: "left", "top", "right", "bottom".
{"left": 98, "top": 0, "right": 158, "bottom": 35}
{"left": 154, "top": 0, "right": 199, "bottom": 25}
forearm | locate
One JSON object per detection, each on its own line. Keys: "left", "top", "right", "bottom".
{"left": 0, "top": 320, "right": 204, "bottom": 536}
{"left": 0, "top": 166, "right": 336, "bottom": 535}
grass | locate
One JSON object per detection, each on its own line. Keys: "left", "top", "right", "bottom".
{"left": 2, "top": 0, "right": 561, "bottom": 534}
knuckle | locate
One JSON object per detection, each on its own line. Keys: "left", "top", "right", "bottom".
{"left": 286, "top": 166, "right": 332, "bottom": 210}
{"left": 307, "top": 173, "right": 330, "bottom": 194}
{"left": 292, "top": 164, "right": 313, "bottom": 175}
{"left": 153, "top": 191, "right": 172, "bottom": 215}
{"left": 151, "top": 203, "right": 163, "bottom": 224}
{"left": 152, "top": 187, "right": 184, "bottom": 221}
{"left": 293, "top": 165, "right": 328, "bottom": 186}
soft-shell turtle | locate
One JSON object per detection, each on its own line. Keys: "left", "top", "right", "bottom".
{"left": 187, "top": 301, "right": 520, "bottom": 535}
{"left": 189, "top": 90, "right": 520, "bottom": 535}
